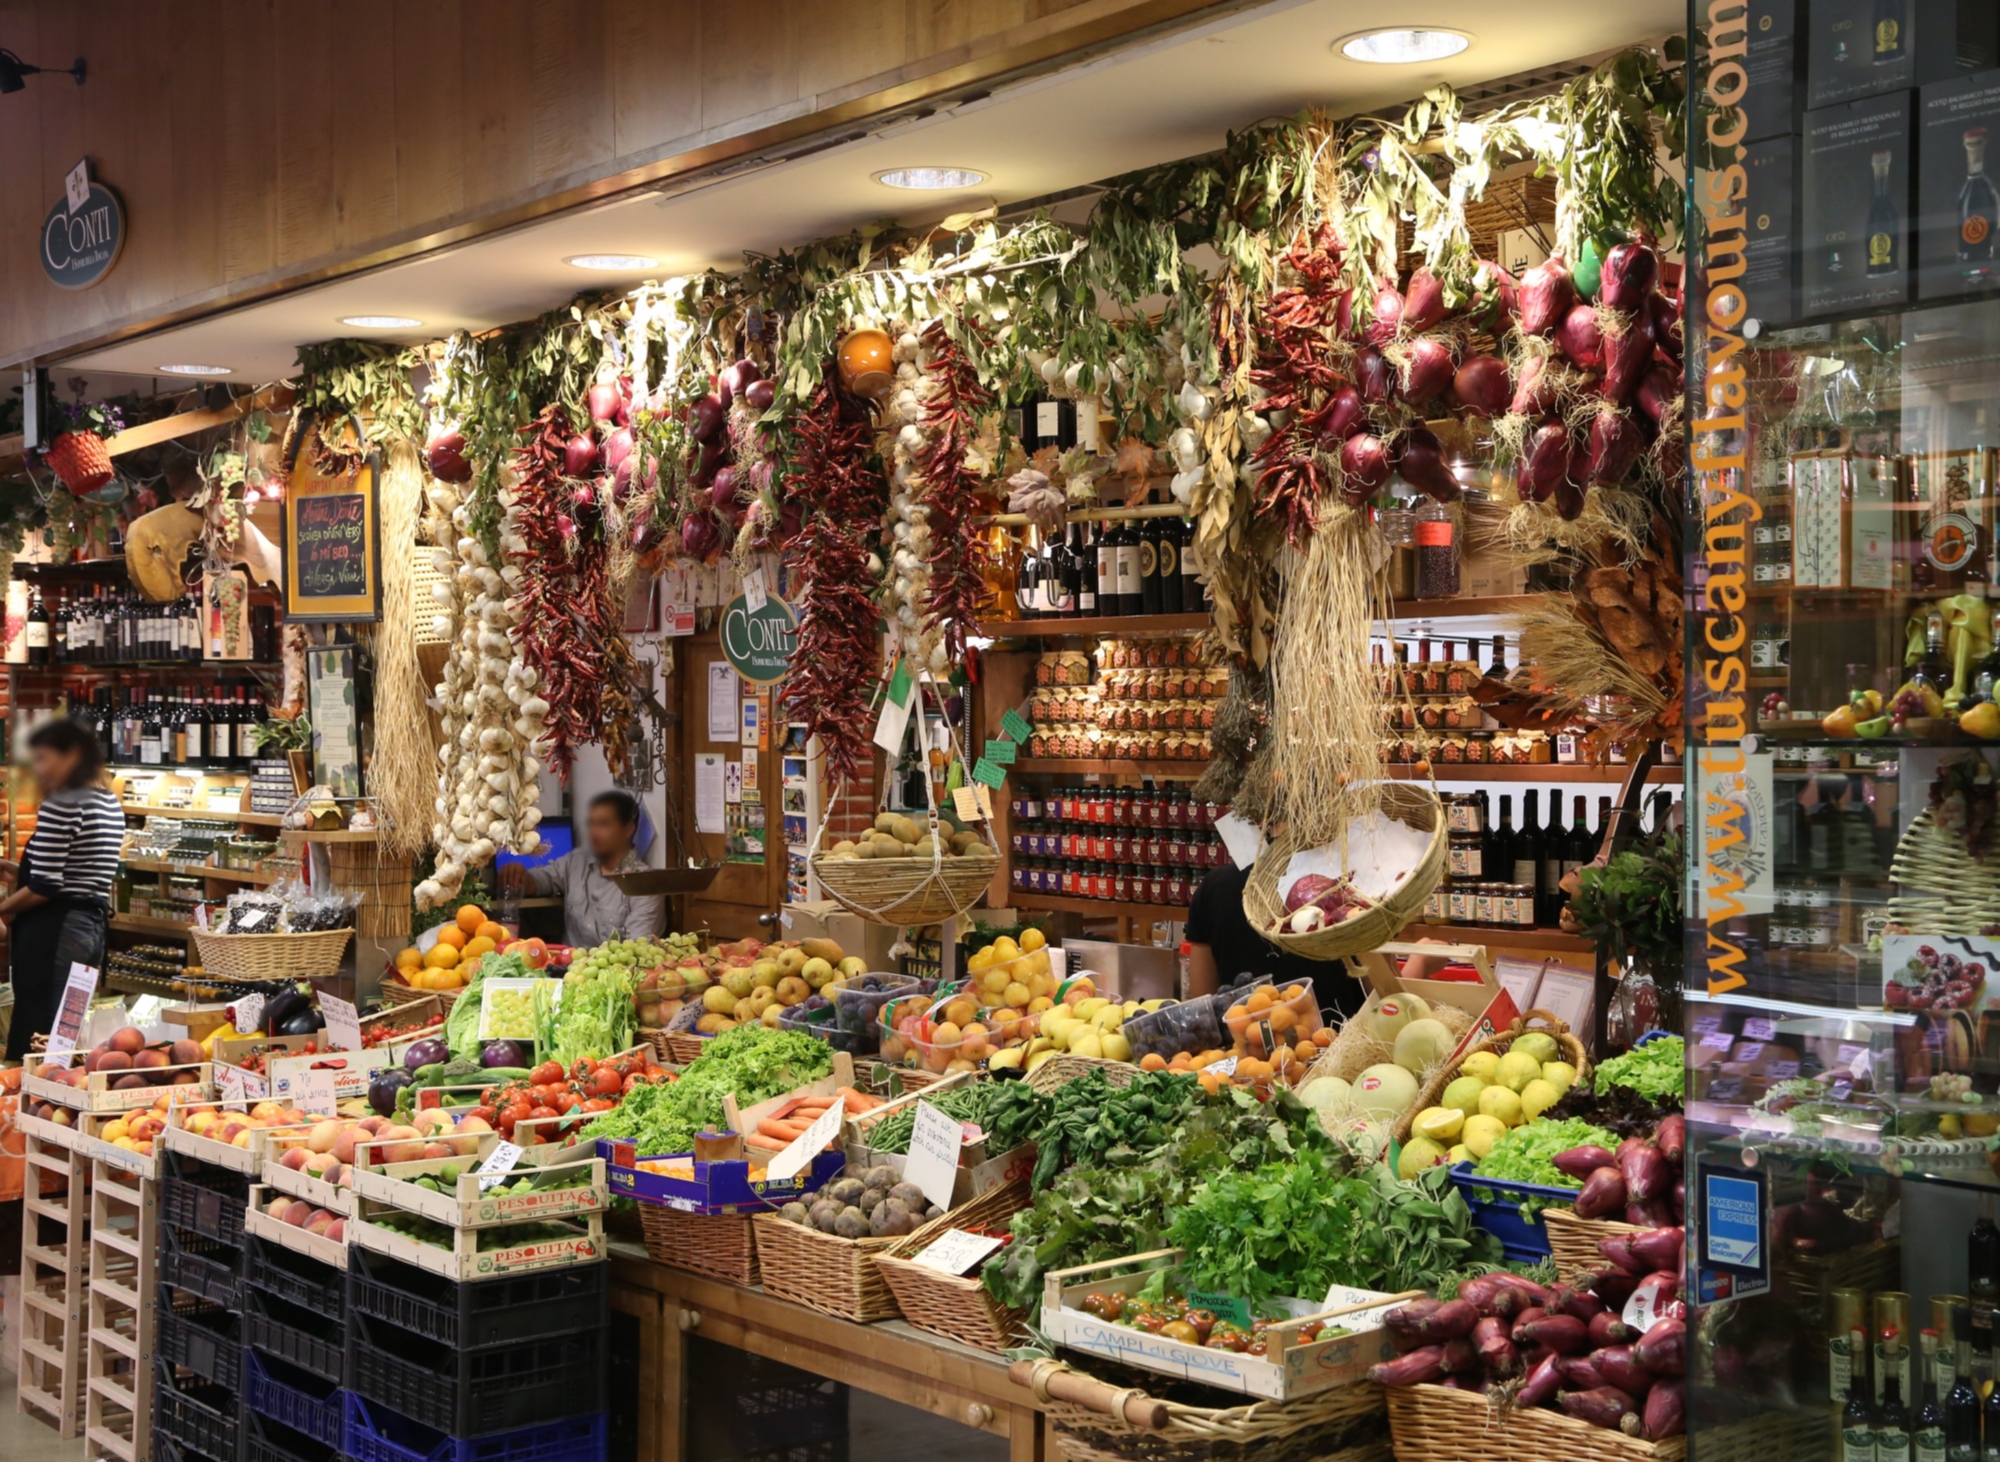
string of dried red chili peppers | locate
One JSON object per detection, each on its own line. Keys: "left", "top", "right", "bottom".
{"left": 1250, "top": 220, "right": 1352, "bottom": 546}
{"left": 507, "top": 404, "right": 633, "bottom": 783}
{"left": 915, "top": 320, "right": 993, "bottom": 662}
{"left": 781, "top": 367, "right": 889, "bottom": 789}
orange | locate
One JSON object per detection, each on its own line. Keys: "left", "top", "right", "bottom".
{"left": 395, "top": 947, "right": 422, "bottom": 970}
{"left": 435, "top": 926, "right": 467, "bottom": 951}
{"left": 475, "top": 921, "right": 508, "bottom": 945}
{"left": 456, "top": 905, "right": 486, "bottom": 934}
{"left": 462, "top": 936, "right": 496, "bottom": 960}
{"left": 423, "top": 944, "right": 461, "bottom": 970}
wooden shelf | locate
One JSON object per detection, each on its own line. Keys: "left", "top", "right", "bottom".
{"left": 1400, "top": 922, "right": 1595, "bottom": 953}
{"left": 1388, "top": 764, "right": 1682, "bottom": 783}
{"left": 1012, "top": 759, "right": 1208, "bottom": 778}
{"left": 122, "top": 858, "right": 277, "bottom": 886}
{"left": 121, "top": 800, "right": 283, "bottom": 826}
{"left": 1006, "top": 892, "right": 1189, "bottom": 921}
{"left": 975, "top": 613, "right": 1208, "bottom": 638}
{"left": 1379, "top": 595, "right": 1537, "bottom": 622}
{"left": 279, "top": 828, "right": 383, "bottom": 844}
{"left": 11, "top": 662, "right": 278, "bottom": 675}
{"left": 108, "top": 913, "right": 195, "bottom": 938}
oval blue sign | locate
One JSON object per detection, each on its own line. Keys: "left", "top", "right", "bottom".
{"left": 41, "top": 183, "right": 124, "bottom": 291}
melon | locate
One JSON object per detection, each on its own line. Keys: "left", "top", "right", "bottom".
{"left": 1298, "top": 1076, "right": 1352, "bottom": 1113}
{"left": 1368, "top": 993, "right": 1432, "bottom": 1044}
{"left": 1392, "top": 1018, "right": 1457, "bottom": 1074}
{"left": 1352, "top": 1063, "right": 1420, "bottom": 1119}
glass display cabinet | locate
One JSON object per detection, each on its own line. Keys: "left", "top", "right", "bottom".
{"left": 1688, "top": 3, "right": 2000, "bottom": 1458}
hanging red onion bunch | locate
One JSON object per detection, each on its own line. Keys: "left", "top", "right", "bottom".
{"left": 507, "top": 405, "right": 630, "bottom": 783}
{"left": 1249, "top": 220, "right": 1354, "bottom": 542}
{"left": 782, "top": 367, "right": 890, "bottom": 789}
{"left": 914, "top": 320, "right": 993, "bottom": 662}
{"left": 677, "top": 357, "right": 775, "bottom": 561}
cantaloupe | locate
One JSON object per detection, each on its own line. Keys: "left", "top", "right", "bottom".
{"left": 1352, "top": 1063, "right": 1420, "bottom": 1118}
{"left": 1392, "top": 1018, "right": 1456, "bottom": 1074}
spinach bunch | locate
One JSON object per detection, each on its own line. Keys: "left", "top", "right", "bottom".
{"left": 1021, "top": 1069, "right": 1203, "bottom": 1189}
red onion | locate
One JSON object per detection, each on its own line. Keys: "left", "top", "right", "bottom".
{"left": 585, "top": 383, "right": 621, "bottom": 424}
{"left": 1341, "top": 433, "right": 1391, "bottom": 494}
{"left": 1398, "top": 338, "right": 1456, "bottom": 405}
{"left": 1402, "top": 268, "right": 1448, "bottom": 332}
{"left": 1519, "top": 419, "right": 1574, "bottom": 503}
{"left": 697, "top": 436, "right": 728, "bottom": 480}
{"left": 425, "top": 430, "right": 471, "bottom": 484}
{"left": 708, "top": 466, "right": 741, "bottom": 512}
{"left": 1601, "top": 314, "right": 1656, "bottom": 402}
{"left": 1468, "top": 258, "right": 1519, "bottom": 332}
{"left": 1314, "top": 385, "right": 1366, "bottom": 448}
{"left": 1556, "top": 305, "right": 1605, "bottom": 370}
{"left": 1396, "top": 427, "right": 1459, "bottom": 502}
{"left": 1554, "top": 479, "right": 1587, "bottom": 520}
{"left": 1586, "top": 408, "right": 1646, "bottom": 485}
{"left": 750, "top": 459, "right": 776, "bottom": 495}
{"left": 1636, "top": 364, "right": 1681, "bottom": 425}
{"left": 1452, "top": 355, "right": 1511, "bottom": 416}
{"left": 1356, "top": 347, "right": 1392, "bottom": 404}
{"left": 1367, "top": 281, "right": 1405, "bottom": 344}
{"left": 744, "top": 378, "right": 776, "bottom": 411}
{"left": 718, "top": 358, "right": 759, "bottom": 407}
{"left": 1650, "top": 292, "right": 1682, "bottom": 361}
{"left": 602, "top": 427, "right": 635, "bottom": 474}
{"left": 563, "top": 434, "right": 600, "bottom": 478}
{"left": 689, "top": 394, "right": 726, "bottom": 441}
{"left": 1509, "top": 355, "right": 1561, "bottom": 417}
{"left": 1519, "top": 256, "right": 1576, "bottom": 336}
{"left": 680, "top": 514, "right": 719, "bottom": 559}
{"left": 1600, "top": 239, "right": 1660, "bottom": 312}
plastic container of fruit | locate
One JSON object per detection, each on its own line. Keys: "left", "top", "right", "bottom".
{"left": 1119, "top": 996, "right": 1221, "bottom": 1064}
{"left": 964, "top": 941, "right": 1058, "bottom": 1012}
{"left": 1222, "top": 982, "right": 1323, "bottom": 1059}
{"left": 826, "top": 972, "right": 919, "bottom": 1049}
{"left": 877, "top": 990, "right": 996, "bottom": 1075}
{"left": 776, "top": 999, "right": 864, "bottom": 1055}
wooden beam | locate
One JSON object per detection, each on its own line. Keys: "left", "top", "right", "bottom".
{"left": 105, "top": 383, "right": 294, "bottom": 458}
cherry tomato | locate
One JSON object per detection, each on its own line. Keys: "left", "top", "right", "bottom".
{"left": 531, "top": 1061, "right": 564, "bottom": 1086}
{"left": 496, "top": 1109, "right": 518, "bottom": 1137}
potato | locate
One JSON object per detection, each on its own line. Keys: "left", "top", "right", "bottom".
{"left": 834, "top": 1207, "right": 869, "bottom": 1240}
{"left": 827, "top": 1177, "right": 865, "bottom": 1207}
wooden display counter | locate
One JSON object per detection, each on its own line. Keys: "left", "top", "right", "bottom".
{"left": 611, "top": 1243, "right": 1049, "bottom": 1461}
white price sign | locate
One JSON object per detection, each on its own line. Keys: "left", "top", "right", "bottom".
{"left": 903, "top": 1100, "right": 964, "bottom": 1215}
{"left": 476, "top": 1140, "right": 526, "bottom": 1191}
{"left": 910, "top": 1228, "right": 1004, "bottom": 1276}
{"left": 320, "top": 994, "right": 363, "bottom": 1051}
{"left": 767, "top": 1095, "right": 845, "bottom": 1183}
{"left": 232, "top": 993, "right": 265, "bottom": 1036}
{"left": 44, "top": 962, "right": 101, "bottom": 1061}
{"left": 216, "top": 1065, "right": 247, "bottom": 1103}
{"left": 295, "top": 1068, "right": 339, "bottom": 1115}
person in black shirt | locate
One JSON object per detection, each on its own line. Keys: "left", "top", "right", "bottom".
{"left": 1183, "top": 862, "right": 1368, "bottom": 1020}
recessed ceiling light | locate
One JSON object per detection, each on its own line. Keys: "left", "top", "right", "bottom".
{"left": 564, "top": 254, "right": 659, "bottom": 272}
{"left": 157, "top": 363, "right": 231, "bottom": 376}
{"left": 338, "top": 314, "right": 423, "bottom": 329}
{"left": 873, "top": 167, "right": 987, "bottom": 191}
{"left": 1337, "top": 28, "right": 1472, "bottom": 63}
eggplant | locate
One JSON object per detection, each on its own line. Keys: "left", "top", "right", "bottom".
{"left": 369, "top": 1067, "right": 415, "bottom": 1118}
{"left": 263, "top": 988, "right": 311, "bottom": 1038}
{"left": 277, "top": 1007, "right": 319, "bottom": 1037}
{"left": 403, "top": 1037, "right": 451, "bottom": 1073}
{"left": 481, "top": 1040, "right": 531, "bottom": 1069}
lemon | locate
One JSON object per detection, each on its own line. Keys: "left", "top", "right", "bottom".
{"left": 1461, "top": 1114, "right": 1508, "bottom": 1159}
{"left": 1496, "top": 1050, "right": 1544, "bottom": 1093}
{"left": 1477, "top": 1085, "right": 1524, "bottom": 1127}
{"left": 1440, "top": 1076, "right": 1488, "bottom": 1117}
{"left": 1459, "top": 1050, "right": 1501, "bottom": 1083}
{"left": 1396, "top": 1136, "right": 1447, "bottom": 1181}
{"left": 1413, "top": 1106, "right": 1465, "bottom": 1142}
{"left": 1512, "top": 1032, "right": 1559, "bottom": 1065}
{"left": 1447, "top": 1144, "right": 1472, "bottom": 1166}
{"left": 1519, "top": 1079, "right": 1563, "bottom": 1121}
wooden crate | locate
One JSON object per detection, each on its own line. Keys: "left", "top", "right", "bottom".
{"left": 83, "top": 1154, "right": 156, "bottom": 1462}
{"left": 16, "top": 1133, "right": 90, "bottom": 1437}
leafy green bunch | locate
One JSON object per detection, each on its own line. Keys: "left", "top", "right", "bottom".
{"left": 1571, "top": 827, "right": 1683, "bottom": 970}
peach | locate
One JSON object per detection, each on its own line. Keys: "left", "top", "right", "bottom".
{"left": 304, "top": 1209, "right": 337, "bottom": 1236}
{"left": 280, "top": 1200, "right": 313, "bottom": 1228}
{"left": 109, "top": 1027, "right": 146, "bottom": 1055}
{"left": 357, "top": 1116, "right": 387, "bottom": 1134}
{"left": 332, "top": 1128, "right": 364, "bottom": 1166}
{"left": 170, "top": 1070, "right": 200, "bottom": 1085}
{"left": 36, "top": 1062, "right": 64, "bottom": 1081}
{"left": 324, "top": 1219, "right": 345, "bottom": 1243}
{"left": 111, "top": 1074, "right": 148, "bottom": 1090}
{"left": 231, "top": 1127, "right": 256, "bottom": 1148}
{"left": 324, "top": 1164, "right": 349, "bottom": 1187}
{"left": 303, "top": 1152, "right": 337, "bottom": 1176}
{"left": 421, "top": 1142, "right": 451, "bottom": 1160}
{"left": 133, "top": 1049, "right": 169, "bottom": 1070}
{"left": 127, "top": 1115, "right": 163, "bottom": 1141}
{"left": 95, "top": 1050, "right": 132, "bottom": 1072}
{"left": 250, "top": 1101, "right": 284, "bottom": 1123}
{"left": 306, "top": 1120, "right": 341, "bottom": 1155}
{"left": 265, "top": 1196, "right": 291, "bottom": 1219}
{"left": 185, "top": 1111, "right": 218, "bottom": 1135}
{"left": 380, "top": 1134, "right": 425, "bottom": 1165}
{"left": 280, "top": 1146, "right": 312, "bottom": 1172}
{"left": 51, "top": 1109, "right": 74, "bottom": 1128}
{"left": 169, "top": 1039, "right": 203, "bottom": 1066}
{"left": 216, "top": 1120, "right": 250, "bottom": 1145}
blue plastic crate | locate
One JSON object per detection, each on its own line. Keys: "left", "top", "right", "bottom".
{"left": 343, "top": 1393, "right": 606, "bottom": 1462}
{"left": 1446, "top": 1161, "right": 1581, "bottom": 1263}
{"left": 243, "top": 1408, "right": 342, "bottom": 1462}
{"left": 245, "top": 1346, "right": 345, "bottom": 1447}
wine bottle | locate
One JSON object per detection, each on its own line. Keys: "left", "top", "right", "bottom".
{"left": 1139, "top": 512, "right": 1164, "bottom": 615}
{"left": 1918, "top": 1330, "right": 1947, "bottom": 1462}
{"left": 1489, "top": 795, "right": 1516, "bottom": 900}
{"left": 1947, "top": 1305, "right": 1980, "bottom": 1462}
{"left": 1071, "top": 522, "right": 1096, "bottom": 617}
{"left": 1961, "top": 128, "right": 1998, "bottom": 282}
{"left": 24, "top": 586, "right": 48, "bottom": 666}
{"left": 184, "top": 689, "right": 205, "bottom": 764}
{"left": 1867, "top": 148, "right": 1902, "bottom": 277}
{"left": 1016, "top": 532, "right": 1043, "bottom": 621}
{"left": 1514, "top": 790, "right": 1542, "bottom": 894}
{"left": 1178, "top": 518, "right": 1203, "bottom": 610}
{"left": 1095, "top": 520, "right": 1117, "bottom": 618}
{"left": 1845, "top": 1328, "right": 1879, "bottom": 1462}
{"left": 1113, "top": 518, "right": 1143, "bottom": 617}
{"left": 1158, "top": 515, "right": 1183, "bottom": 614}
{"left": 1561, "top": 795, "right": 1591, "bottom": 885}
{"left": 1880, "top": 1329, "right": 1913, "bottom": 1462}
{"left": 1537, "top": 795, "right": 1566, "bottom": 926}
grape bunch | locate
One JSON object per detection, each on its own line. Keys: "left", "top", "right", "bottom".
{"left": 569, "top": 933, "right": 698, "bottom": 981}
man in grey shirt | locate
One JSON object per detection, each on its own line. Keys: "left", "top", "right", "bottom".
{"left": 498, "top": 790, "right": 665, "bottom": 947}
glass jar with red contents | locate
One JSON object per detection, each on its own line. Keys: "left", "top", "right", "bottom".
{"left": 1165, "top": 867, "right": 1191, "bottom": 904}
{"left": 1144, "top": 866, "right": 1167, "bottom": 904}
{"left": 1199, "top": 797, "right": 1221, "bottom": 829}
{"left": 1208, "top": 833, "right": 1229, "bottom": 868}
{"left": 1092, "top": 865, "right": 1116, "bottom": 900}
{"left": 1109, "top": 830, "right": 1131, "bottom": 862}
{"left": 1113, "top": 788, "right": 1135, "bottom": 826}
{"left": 1111, "top": 865, "right": 1132, "bottom": 902}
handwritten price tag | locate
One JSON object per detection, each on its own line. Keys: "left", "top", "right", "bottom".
{"left": 903, "top": 1100, "right": 963, "bottom": 1214}
{"left": 295, "top": 1069, "right": 339, "bottom": 1115}
{"left": 232, "top": 993, "right": 265, "bottom": 1037}
{"left": 476, "top": 1140, "right": 526, "bottom": 1192}
{"left": 1000, "top": 708, "right": 1032, "bottom": 743}
{"left": 972, "top": 758, "right": 1006, "bottom": 790}
{"left": 1741, "top": 1017, "right": 1777, "bottom": 1042}
{"left": 215, "top": 1065, "right": 247, "bottom": 1103}
{"left": 952, "top": 786, "right": 986, "bottom": 823}
{"left": 767, "top": 1095, "right": 845, "bottom": 1183}
{"left": 911, "top": 1228, "right": 1004, "bottom": 1276}
{"left": 320, "top": 994, "right": 363, "bottom": 1051}
{"left": 984, "top": 738, "right": 1016, "bottom": 766}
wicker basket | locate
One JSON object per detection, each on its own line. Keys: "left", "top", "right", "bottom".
{"left": 1391, "top": 1009, "right": 1590, "bottom": 1146}
{"left": 1384, "top": 1381, "right": 1832, "bottom": 1462}
{"left": 873, "top": 1180, "right": 1033, "bottom": 1351}
{"left": 811, "top": 844, "right": 1000, "bottom": 927}
{"left": 638, "top": 1204, "right": 758, "bottom": 1286}
{"left": 663, "top": 1032, "right": 707, "bottom": 1065}
{"left": 1543, "top": 1207, "right": 1644, "bottom": 1283}
{"left": 1241, "top": 783, "right": 1447, "bottom": 962}
{"left": 379, "top": 975, "right": 464, "bottom": 1014}
{"left": 192, "top": 926, "right": 353, "bottom": 980}
{"left": 1887, "top": 805, "right": 2000, "bottom": 932}
{"left": 751, "top": 1211, "right": 903, "bottom": 1322}
{"left": 1026, "top": 1054, "right": 1141, "bottom": 1096}
{"left": 1021, "top": 1359, "right": 1391, "bottom": 1462}
{"left": 636, "top": 1027, "right": 676, "bottom": 1064}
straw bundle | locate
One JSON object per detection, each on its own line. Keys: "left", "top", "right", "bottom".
{"left": 365, "top": 439, "right": 441, "bottom": 858}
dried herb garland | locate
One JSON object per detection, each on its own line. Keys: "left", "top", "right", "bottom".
{"left": 1249, "top": 221, "right": 1353, "bottom": 546}
{"left": 783, "top": 367, "right": 889, "bottom": 788}
{"left": 915, "top": 320, "right": 993, "bottom": 661}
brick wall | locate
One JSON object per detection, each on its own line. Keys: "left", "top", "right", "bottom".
{"left": 825, "top": 760, "right": 879, "bottom": 842}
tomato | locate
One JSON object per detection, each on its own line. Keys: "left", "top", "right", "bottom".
{"left": 571, "top": 1060, "right": 595, "bottom": 1082}
{"left": 468, "top": 1105, "right": 496, "bottom": 1126}
{"left": 622, "top": 1074, "right": 649, "bottom": 1094}
{"left": 552, "top": 1091, "right": 582, "bottom": 1116}
{"left": 588, "top": 1066, "right": 623, "bottom": 1098}
{"left": 581, "top": 1097, "right": 616, "bottom": 1113}
{"left": 531, "top": 1061, "right": 564, "bottom": 1086}
{"left": 531, "top": 1084, "right": 558, "bottom": 1105}
{"left": 496, "top": 1108, "right": 518, "bottom": 1137}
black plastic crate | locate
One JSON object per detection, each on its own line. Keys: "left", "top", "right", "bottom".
{"left": 162, "top": 1171, "right": 248, "bottom": 1246}
{"left": 155, "top": 1294, "right": 244, "bottom": 1392}
{"left": 152, "top": 1432, "right": 235, "bottom": 1462}
{"left": 242, "top": 1230, "right": 345, "bottom": 1322}
{"left": 164, "top": 1143, "right": 255, "bottom": 1196}
{"left": 344, "top": 1243, "right": 605, "bottom": 1350}
{"left": 343, "top": 1394, "right": 607, "bottom": 1462}
{"left": 244, "top": 1285, "right": 343, "bottom": 1383}
{"left": 345, "top": 1308, "right": 607, "bottom": 1438}
{"left": 243, "top": 1409, "right": 340, "bottom": 1462}
{"left": 158, "top": 1222, "right": 241, "bottom": 1308}
{"left": 687, "top": 1336, "right": 847, "bottom": 1460}
{"left": 243, "top": 1347, "right": 343, "bottom": 1448}
{"left": 153, "top": 1359, "right": 240, "bottom": 1462}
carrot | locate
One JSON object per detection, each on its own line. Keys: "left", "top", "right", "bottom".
{"left": 745, "top": 1134, "right": 786, "bottom": 1152}
{"left": 835, "top": 1087, "right": 881, "bottom": 1112}
{"left": 758, "top": 1118, "right": 806, "bottom": 1141}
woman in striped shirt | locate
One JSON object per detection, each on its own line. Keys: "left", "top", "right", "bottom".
{"left": 2, "top": 719, "right": 125, "bottom": 1060}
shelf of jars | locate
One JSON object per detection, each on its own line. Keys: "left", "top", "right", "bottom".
{"left": 120, "top": 857, "right": 278, "bottom": 886}
{"left": 977, "top": 612, "right": 1208, "bottom": 638}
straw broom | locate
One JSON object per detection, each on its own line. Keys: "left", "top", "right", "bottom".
{"left": 367, "top": 439, "right": 441, "bottom": 858}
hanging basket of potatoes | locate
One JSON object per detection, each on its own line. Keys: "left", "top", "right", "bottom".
{"left": 812, "top": 805, "right": 999, "bottom": 926}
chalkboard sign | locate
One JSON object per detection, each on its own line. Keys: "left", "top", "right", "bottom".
{"left": 284, "top": 442, "right": 382, "bottom": 622}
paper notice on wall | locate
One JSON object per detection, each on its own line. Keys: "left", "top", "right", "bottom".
{"left": 708, "top": 663, "right": 739, "bottom": 742}
{"left": 695, "top": 755, "right": 726, "bottom": 835}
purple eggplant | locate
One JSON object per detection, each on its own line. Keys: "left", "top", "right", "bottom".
{"left": 1635, "top": 1318, "right": 1686, "bottom": 1376}
{"left": 1553, "top": 1145, "right": 1617, "bottom": 1182}
{"left": 403, "top": 1037, "right": 450, "bottom": 1073}
{"left": 1574, "top": 1167, "right": 1628, "bottom": 1220}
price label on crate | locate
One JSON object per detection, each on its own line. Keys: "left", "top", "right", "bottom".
{"left": 231, "top": 993, "right": 265, "bottom": 1038}
{"left": 1185, "top": 1287, "right": 1253, "bottom": 1329}
{"left": 911, "top": 1228, "right": 1005, "bottom": 1276}
{"left": 476, "top": 1140, "right": 526, "bottom": 1192}
{"left": 320, "top": 993, "right": 363, "bottom": 1051}
{"left": 215, "top": 1065, "right": 247, "bottom": 1103}
{"left": 767, "top": 1095, "right": 846, "bottom": 1183}
{"left": 904, "top": 1100, "right": 964, "bottom": 1214}
{"left": 295, "top": 1068, "right": 339, "bottom": 1115}
{"left": 44, "top": 962, "right": 100, "bottom": 1060}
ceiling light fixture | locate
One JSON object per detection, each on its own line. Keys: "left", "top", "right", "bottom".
{"left": 157, "top": 363, "right": 231, "bottom": 377}
{"left": 564, "top": 254, "right": 659, "bottom": 272}
{"left": 0, "top": 49, "right": 85, "bottom": 95}
{"left": 874, "top": 167, "right": 987, "bottom": 191}
{"left": 338, "top": 314, "right": 423, "bottom": 329}
{"left": 1336, "top": 29, "right": 1471, "bottom": 64}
